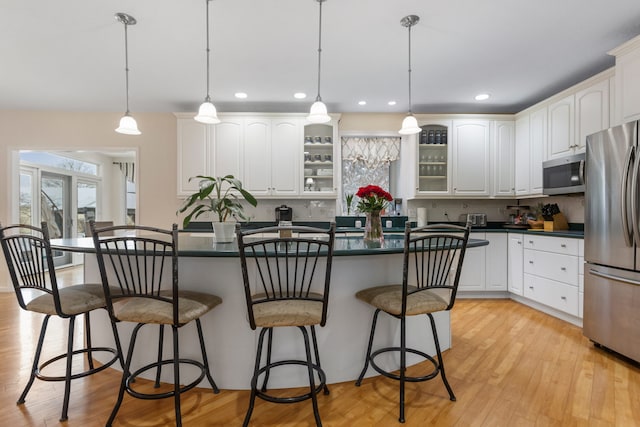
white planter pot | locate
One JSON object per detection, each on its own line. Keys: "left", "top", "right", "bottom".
{"left": 212, "top": 222, "right": 236, "bottom": 243}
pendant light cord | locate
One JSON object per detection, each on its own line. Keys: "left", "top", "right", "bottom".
{"left": 204, "top": 0, "right": 211, "bottom": 102}
{"left": 315, "top": 0, "right": 323, "bottom": 102}
{"left": 123, "top": 21, "right": 131, "bottom": 114}
{"left": 407, "top": 23, "right": 413, "bottom": 115}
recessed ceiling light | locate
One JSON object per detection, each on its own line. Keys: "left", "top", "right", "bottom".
{"left": 294, "top": 92, "right": 307, "bottom": 99}
{"left": 235, "top": 92, "right": 248, "bottom": 99}
{"left": 475, "top": 93, "right": 490, "bottom": 101}
{"left": 388, "top": 101, "right": 397, "bottom": 106}
{"left": 358, "top": 100, "right": 367, "bottom": 106}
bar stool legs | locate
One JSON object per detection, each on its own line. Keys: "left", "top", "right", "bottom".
{"left": 243, "top": 326, "right": 328, "bottom": 427}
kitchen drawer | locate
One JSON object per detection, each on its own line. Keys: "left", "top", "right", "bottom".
{"left": 523, "top": 235, "right": 579, "bottom": 255}
{"left": 524, "top": 249, "right": 579, "bottom": 286}
{"left": 524, "top": 273, "right": 579, "bottom": 316}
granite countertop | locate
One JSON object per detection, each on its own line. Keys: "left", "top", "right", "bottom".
{"left": 50, "top": 235, "right": 489, "bottom": 257}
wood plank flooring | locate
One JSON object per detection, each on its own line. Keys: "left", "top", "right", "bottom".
{"left": 1, "top": 267, "right": 639, "bottom": 426}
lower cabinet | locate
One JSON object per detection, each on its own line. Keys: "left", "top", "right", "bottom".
{"left": 520, "top": 234, "right": 583, "bottom": 319}
{"left": 458, "top": 232, "right": 507, "bottom": 292}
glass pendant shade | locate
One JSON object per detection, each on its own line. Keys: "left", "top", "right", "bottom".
{"left": 195, "top": 100, "right": 220, "bottom": 124}
{"left": 398, "top": 114, "right": 421, "bottom": 135}
{"left": 116, "top": 113, "right": 141, "bottom": 135}
{"left": 307, "top": 100, "right": 331, "bottom": 123}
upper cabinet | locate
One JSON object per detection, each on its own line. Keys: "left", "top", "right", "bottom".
{"left": 513, "top": 106, "right": 545, "bottom": 197}
{"left": 243, "top": 117, "right": 301, "bottom": 197}
{"left": 176, "top": 113, "right": 339, "bottom": 199}
{"left": 493, "top": 120, "right": 515, "bottom": 197}
{"left": 399, "top": 116, "right": 513, "bottom": 199}
{"left": 610, "top": 34, "right": 640, "bottom": 125}
{"left": 547, "top": 77, "right": 610, "bottom": 160}
{"left": 547, "top": 94, "right": 575, "bottom": 159}
{"left": 303, "top": 120, "right": 340, "bottom": 197}
{"left": 452, "top": 119, "right": 491, "bottom": 196}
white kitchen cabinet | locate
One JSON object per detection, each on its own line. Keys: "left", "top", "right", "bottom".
{"left": 575, "top": 78, "right": 609, "bottom": 151}
{"left": 610, "top": 34, "right": 640, "bottom": 125}
{"left": 508, "top": 233, "right": 524, "bottom": 295}
{"left": 492, "top": 120, "right": 515, "bottom": 197}
{"left": 211, "top": 117, "right": 243, "bottom": 179}
{"left": 243, "top": 117, "right": 301, "bottom": 197}
{"left": 414, "top": 119, "right": 453, "bottom": 196}
{"left": 303, "top": 120, "right": 339, "bottom": 197}
{"left": 529, "top": 107, "right": 546, "bottom": 194}
{"left": 458, "top": 232, "right": 507, "bottom": 293}
{"left": 176, "top": 115, "right": 242, "bottom": 196}
{"left": 177, "top": 117, "right": 209, "bottom": 196}
{"left": 458, "top": 232, "right": 486, "bottom": 291}
{"left": 514, "top": 115, "right": 530, "bottom": 196}
{"left": 547, "top": 94, "right": 575, "bottom": 160}
{"left": 522, "top": 234, "right": 581, "bottom": 318}
{"left": 486, "top": 233, "right": 508, "bottom": 291}
{"left": 514, "top": 107, "right": 545, "bottom": 196}
{"left": 452, "top": 120, "right": 491, "bottom": 196}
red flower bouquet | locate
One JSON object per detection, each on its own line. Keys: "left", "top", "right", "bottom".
{"left": 355, "top": 185, "right": 393, "bottom": 213}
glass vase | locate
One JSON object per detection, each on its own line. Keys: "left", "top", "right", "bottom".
{"left": 364, "top": 210, "right": 384, "bottom": 243}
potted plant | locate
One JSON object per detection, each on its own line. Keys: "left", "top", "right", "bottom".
{"left": 177, "top": 174, "right": 257, "bottom": 242}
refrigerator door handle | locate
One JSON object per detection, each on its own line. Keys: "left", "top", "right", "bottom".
{"left": 621, "top": 146, "right": 635, "bottom": 247}
{"left": 579, "top": 159, "right": 585, "bottom": 185}
{"left": 632, "top": 147, "right": 640, "bottom": 246}
{"left": 589, "top": 268, "right": 640, "bottom": 286}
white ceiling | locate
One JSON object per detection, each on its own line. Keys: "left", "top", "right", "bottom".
{"left": 2, "top": 0, "right": 640, "bottom": 115}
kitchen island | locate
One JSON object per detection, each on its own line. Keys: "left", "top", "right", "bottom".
{"left": 53, "top": 233, "right": 488, "bottom": 390}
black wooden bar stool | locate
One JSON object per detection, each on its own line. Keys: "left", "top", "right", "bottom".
{"left": 0, "top": 221, "right": 119, "bottom": 422}
{"left": 354, "top": 222, "right": 471, "bottom": 423}
{"left": 236, "top": 222, "right": 336, "bottom": 427}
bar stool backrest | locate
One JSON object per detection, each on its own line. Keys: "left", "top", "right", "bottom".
{"left": 90, "top": 221, "right": 179, "bottom": 325}
{"left": 0, "top": 222, "right": 67, "bottom": 315}
{"left": 236, "top": 223, "right": 336, "bottom": 329}
{"left": 402, "top": 222, "right": 471, "bottom": 315}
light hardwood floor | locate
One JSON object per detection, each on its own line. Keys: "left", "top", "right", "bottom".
{"left": 1, "top": 267, "right": 639, "bottom": 426}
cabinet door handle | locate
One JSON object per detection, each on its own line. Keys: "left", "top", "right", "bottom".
{"left": 560, "top": 296, "right": 567, "bottom": 300}
{"left": 529, "top": 240, "right": 534, "bottom": 244}
{"left": 561, "top": 267, "right": 567, "bottom": 271}
{"left": 517, "top": 241, "right": 522, "bottom": 245}
{"left": 529, "top": 260, "right": 534, "bottom": 264}
{"left": 529, "top": 286, "right": 534, "bottom": 290}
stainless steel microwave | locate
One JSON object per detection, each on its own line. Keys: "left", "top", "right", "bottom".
{"left": 542, "top": 152, "right": 585, "bottom": 195}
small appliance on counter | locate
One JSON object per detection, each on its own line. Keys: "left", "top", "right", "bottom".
{"left": 458, "top": 213, "right": 487, "bottom": 228}
{"left": 502, "top": 205, "right": 531, "bottom": 229}
{"left": 275, "top": 205, "right": 293, "bottom": 222}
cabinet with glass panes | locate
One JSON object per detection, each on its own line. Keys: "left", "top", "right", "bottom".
{"left": 303, "top": 123, "right": 336, "bottom": 195}
{"left": 417, "top": 124, "right": 449, "bottom": 192}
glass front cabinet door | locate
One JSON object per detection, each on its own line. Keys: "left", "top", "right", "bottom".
{"left": 302, "top": 120, "right": 339, "bottom": 196}
{"left": 417, "top": 122, "right": 451, "bottom": 194}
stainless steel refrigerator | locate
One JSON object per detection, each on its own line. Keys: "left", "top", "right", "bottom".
{"left": 584, "top": 120, "right": 640, "bottom": 363}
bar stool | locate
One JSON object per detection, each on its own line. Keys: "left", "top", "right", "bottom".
{"left": 90, "top": 221, "right": 222, "bottom": 427}
{"left": 354, "top": 222, "right": 471, "bottom": 423}
{"left": 236, "top": 222, "right": 336, "bottom": 427}
{"left": 0, "top": 221, "right": 119, "bottom": 422}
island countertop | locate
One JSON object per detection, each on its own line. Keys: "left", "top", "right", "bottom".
{"left": 51, "top": 234, "right": 489, "bottom": 257}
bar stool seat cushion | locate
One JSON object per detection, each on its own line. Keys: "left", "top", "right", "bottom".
{"left": 355, "top": 285, "right": 448, "bottom": 316}
{"left": 113, "top": 290, "right": 222, "bottom": 325}
{"left": 252, "top": 292, "right": 324, "bottom": 327}
{"left": 26, "top": 283, "right": 109, "bottom": 315}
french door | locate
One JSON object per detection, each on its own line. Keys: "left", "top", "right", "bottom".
{"left": 41, "top": 172, "right": 72, "bottom": 266}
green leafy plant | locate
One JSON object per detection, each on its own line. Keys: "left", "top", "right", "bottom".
{"left": 177, "top": 175, "right": 258, "bottom": 228}
{"left": 345, "top": 193, "right": 354, "bottom": 215}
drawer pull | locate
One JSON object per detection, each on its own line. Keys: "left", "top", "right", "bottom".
{"left": 528, "top": 286, "right": 534, "bottom": 290}
{"left": 560, "top": 296, "right": 567, "bottom": 300}
{"left": 561, "top": 267, "right": 566, "bottom": 271}
{"left": 561, "top": 244, "right": 567, "bottom": 248}
{"left": 529, "top": 240, "right": 534, "bottom": 244}
{"left": 529, "top": 260, "right": 534, "bottom": 264}
{"left": 517, "top": 241, "right": 522, "bottom": 245}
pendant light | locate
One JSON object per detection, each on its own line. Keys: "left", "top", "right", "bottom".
{"left": 307, "top": 0, "right": 331, "bottom": 124}
{"left": 398, "top": 15, "right": 421, "bottom": 135}
{"left": 115, "top": 13, "right": 141, "bottom": 135}
{"left": 195, "top": 0, "right": 220, "bottom": 124}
